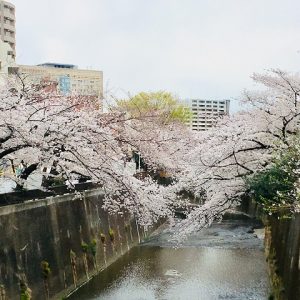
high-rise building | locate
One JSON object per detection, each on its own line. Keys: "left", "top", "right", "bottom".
{"left": 0, "top": 38, "right": 15, "bottom": 82}
{"left": 10, "top": 63, "right": 104, "bottom": 109}
{"left": 185, "top": 99, "right": 230, "bottom": 131}
{"left": 0, "top": 0, "right": 16, "bottom": 59}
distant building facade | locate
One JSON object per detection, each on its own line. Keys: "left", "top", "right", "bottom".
{"left": 185, "top": 99, "right": 230, "bottom": 131}
{"left": 0, "top": 38, "right": 14, "bottom": 83}
{"left": 10, "top": 63, "right": 103, "bottom": 109}
{"left": 0, "top": 0, "right": 16, "bottom": 59}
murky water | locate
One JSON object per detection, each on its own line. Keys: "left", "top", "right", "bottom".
{"left": 69, "top": 220, "right": 270, "bottom": 300}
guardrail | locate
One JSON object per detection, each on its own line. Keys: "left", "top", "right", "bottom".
{"left": 0, "top": 182, "right": 100, "bottom": 207}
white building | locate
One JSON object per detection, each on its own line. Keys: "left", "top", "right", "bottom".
{"left": 0, "top": 38, "right": 15, "bottom": 84}
{"left": 185, "top": 99, "right": 230, "bottom": 131}
{"left": 0, "top": 0, "right": 16, "bottom": 58}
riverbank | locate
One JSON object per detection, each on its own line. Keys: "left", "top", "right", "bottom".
{"left": 0, "top": 188, "right": 150, "bottom": 299}
{"left": 69, "top": 217, "right": 270, "bottom": 300}
{"left": 265, "top": 211, "right": 300, "bottom": 300}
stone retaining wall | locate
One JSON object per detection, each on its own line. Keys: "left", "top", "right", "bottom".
{"left": 0, "top": 188, "right": 146, "bottom": 299}
{"left": 265, "top": 212, "right": 300, "bottom": 300}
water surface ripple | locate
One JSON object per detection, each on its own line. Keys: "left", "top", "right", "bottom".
{"left": 69, "top": 219, "right": 270, "bottom": 300}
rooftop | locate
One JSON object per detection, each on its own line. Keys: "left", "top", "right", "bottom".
{"left": 37, "top": 63, "right": 78, "bottom": 69}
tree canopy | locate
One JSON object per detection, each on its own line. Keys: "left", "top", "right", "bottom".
{"left": 116, "top": 91, "right": 191, "bottom": 124}
{"left": 1, "top": 70, "right": 300, "bottom": 241}
{"left": 0, "top": 76, "right": 192, "bottom": 226}
{"left": 173, "top": 69, "right": 300, "bottom": 240}
{"left": 247, "top": 140, "right": 300, "bottom": 209}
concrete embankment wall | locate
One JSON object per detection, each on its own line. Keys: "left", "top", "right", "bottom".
{"left": 239, "top": 197, "right": 300, "bottom": 300}
{"left": 265, "top": 212, "right": 300, "bottom": 300}
{"left": 0, "top": 188, "right": 145, "bottom": 299}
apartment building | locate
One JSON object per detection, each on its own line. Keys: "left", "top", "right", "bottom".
{"left": 185, "top": 99, "right": 230, "bottom": 131}
{"left": 0, "top": 38, "right": 14, "bottom": 82}
{"left": 0, "top": 0, "right": 16, "bottom": 58}
{"left": 10, "top": 63, "right": 103, "bottom": 109}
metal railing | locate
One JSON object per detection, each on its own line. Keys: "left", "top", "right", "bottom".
{"left": 0, "top": 182, "right": 101, "bottom": 207}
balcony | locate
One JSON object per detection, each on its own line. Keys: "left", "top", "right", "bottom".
{"left": 3, "top": 22, "right": 15, "bottom": 32}
{"left": 3, "top": 35, "right": 15, "bottom": 44}
{"left": 3, "top": 10, "right": 15, "bottom": 21}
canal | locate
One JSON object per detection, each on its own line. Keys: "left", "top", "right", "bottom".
{"left": 68, "top": 217, "right": 270, "bottom": 300}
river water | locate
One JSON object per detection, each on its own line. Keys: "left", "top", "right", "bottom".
{"left": 69, "top": 218, "right": 270, "bottom": 300}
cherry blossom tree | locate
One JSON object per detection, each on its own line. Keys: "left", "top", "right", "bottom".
{"left": 173, "top": 69, "right": 300, "bottom": 240}
{"left": 2, "top": 70, "right": 299, "bottom": 240}
{"left": 0, "top": 76, "right": 192, "bottom": 226}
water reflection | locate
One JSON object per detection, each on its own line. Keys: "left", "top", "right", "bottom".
{"left": 69, "top": 246, "right": 269, "bottom": 300}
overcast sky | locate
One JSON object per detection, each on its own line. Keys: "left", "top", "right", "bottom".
{"left": 12, "top": 0, "right": 300, "bottom": 111}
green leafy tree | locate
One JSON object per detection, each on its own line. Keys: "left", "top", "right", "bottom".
{"left": 117, "top": 91, "right": 191, "bottom": 124}
{"left": 247, "top": 141, "right": 300, "bottom": 208}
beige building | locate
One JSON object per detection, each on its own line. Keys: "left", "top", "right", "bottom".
{"left": 185, "top": 99, "right": 230, "bottom": 131}
{"left": 0, "top": 0, "right": 16, "bottom": 58}
{"left": 10, "top": 63, "right": 103, "bottom": 109}
{"left": 0, "top": 38, "right": 14, "bottom": 83}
